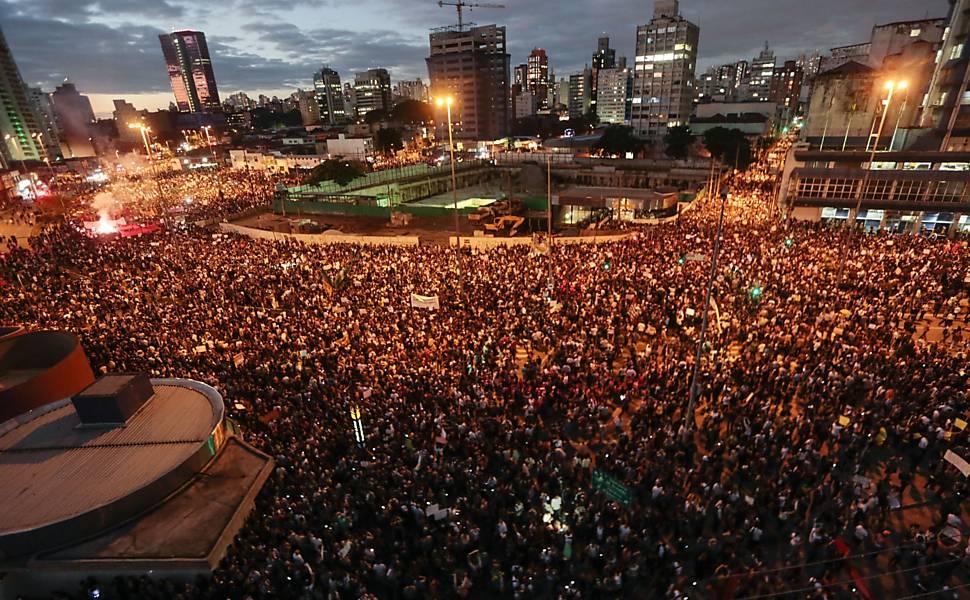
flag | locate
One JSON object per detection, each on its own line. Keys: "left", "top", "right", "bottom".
{"left": 410, "top": 293, "right": 440, "bottom": 310}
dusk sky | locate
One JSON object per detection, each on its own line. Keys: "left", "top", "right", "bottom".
{"left": 1, "top": 0, "right": 949, "bottom": 116}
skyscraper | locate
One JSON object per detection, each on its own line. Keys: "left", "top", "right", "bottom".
{"left": 159, "top": 30, "right": 221, "bottom": 113}
{"left": 590, "top": 37, "right": 618, "bottom": 117}
{"left": 51, "top": 81, "right": 96, "bottom": 157}
{"left": 296, "top": 90, "right": 321, "bottom": 126}
{"left": 427, "top": 24, "right": 510, "bottom": 140}
{"left": 631, "top": 0, "right": 699, "bottom": 139}
{"left": 313, "top": 67, "right": 347, "bottom": 125}
{"left": 527, "top": 48, "right": 550, "bottom": 110}
{"left": 596, "top": 68, "right": 633, "bottom": 124}
{"left": 769, "top": 60, "right": 804, "bottom": 117}
{"left": 354, "top": 68, "right": 392, "bottom": 118}
{"left": 568, "top": 68, "right": 593, "bottom": 119}
{"left": 0, "top": 28, "right": 47, "bottom": 163}
{"left": 743, "top": 43, "right": 776, "bottom": 101}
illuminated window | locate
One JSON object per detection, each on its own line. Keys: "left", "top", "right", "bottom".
{"left": 910, "top": 28, "right": 921, "bottom": 37}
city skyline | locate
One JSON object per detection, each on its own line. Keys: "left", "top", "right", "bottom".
{"left": 0, "top": 0, "right": 948, "bottom": 116}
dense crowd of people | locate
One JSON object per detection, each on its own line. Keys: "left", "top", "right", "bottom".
{"left": 1, "top": 149, "right": 969, "bottom": 599}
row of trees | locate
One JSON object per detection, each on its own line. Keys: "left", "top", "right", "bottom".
{"left": 592, "top": 124, "right": 754, "bottom": 170}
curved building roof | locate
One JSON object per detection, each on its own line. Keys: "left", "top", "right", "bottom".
{"left": 0, "top": 379, "right": 224, "bottom": 559}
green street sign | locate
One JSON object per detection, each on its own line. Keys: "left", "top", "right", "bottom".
{"left": 592, "top": 469, "right": 632, "bottom": 506}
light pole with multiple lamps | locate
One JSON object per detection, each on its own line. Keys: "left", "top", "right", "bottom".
{"left": 851, "top": 80, "right": 908, "bottom": 227}
{"left": 435, "top": 96, "right": 460, "bottom": 247}
{"left": 128, "top": 123, "right": 166, "bottom": 219}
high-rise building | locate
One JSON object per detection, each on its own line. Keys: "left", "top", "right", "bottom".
{"left": 28, "top": 88, "right": 62, "bottom": 160}
{"left": 50, "top": 81, "right": 96, "bottom": 157}
{"left": 769, "top": 60, "right": 804, "bottom": 117}
{"left": 393, "top": 79, "right": 429, "bottom": 103}
{"left": 568, "top": 68, "right": 593, "bottom": 119}
{"left": 631, "top": 0, "right": 699, "bottom": 139}
{"left": 313, "top": 67, "right": 347, "bottom": 125}
{"left": 555, "top": 76, "right": 570, "bottom": 109}
{"left": 696, "top": 61, "right": 748, "bottom": 102}
{"left": 225, "top": 92, "right": 255, "bottom": 111}
{"left": 920, "top": 1, "right": 970, "bottom": 150}
{"left": 0, "top": 28, "right": 47, "bottom": 164}
{"left": 743, "top": 43, "right": 776, "bottom": 101}
{"left": 158, "top": 30, "right": 221, "bottom": 113}
{"left": 354, "top": 68, "right": 392, "bottom": 118}
{"left": 427, "top": 24, "right": 510, "bottom": 140}
{"left": 296, "top": 90, "right": 321, "bottom": 126}
{"left": 514, "top": 64, "right": 528, "bottom": 88}
{"left": 596, "top": 67, "right": 633, "bottom": 124}
{"left": 592, "top": 37, "right": 617, "bottom": 71}
{"left": 527, "top": 48, "right": 550, "bottom": 110}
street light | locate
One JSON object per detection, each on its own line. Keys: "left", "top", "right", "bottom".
{"left": 851, "top": 80, "right": 908, "bottom": 226}
{"left": 128, "top": 122, "right": 165, "bottom": 218}
{"left": 435, "top": 96, "right": 460, "bottom": 251}
{"left": 128, "top": 123, "right": 153, "bottom": 159}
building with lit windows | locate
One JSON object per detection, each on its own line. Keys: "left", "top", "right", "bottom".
{"left": 0, "top": 28, "right": 46, "bottom": 163}
{"left": 596, "top": 68, "right": 632, "bottom": 124}
{"left": 426, "top": 24, "right": 510, "bottom": 140}
{"left": 920, "top": 0, "right": 970, "bottom": 151}
{"left": 159, "top": 30, "right": 221, "bottom": 113}
{"left": 741, "top": 43, "right": 776, "bottom": 102}
{"left": 631, "top": 0, "right": 699, "bottom": 140}
{"left": 569, "top": 69, "right": 593, "bottom": 119}
{"left": 769, "top": 60, "right": 804, "bottom": 119}
{"left": 779, "top": 145, "right": 970, "bottom": 233}
{"left": 819, "top": 19, "right": 945, "bottom": 73}
{"left": 313, "top": 67, "right": 347, "bottom": 126}
{"left": 393, "top": 79, "right": 429, "bottom": 103}
{"left": 527, "top": 48, "right": 550, "bottom": 110}
{"left": 354, "top": 68, "right": 392, "bottom": 119}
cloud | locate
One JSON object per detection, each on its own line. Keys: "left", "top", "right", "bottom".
{"left": 0, "top": 0, "right": 952, "bottom": 105}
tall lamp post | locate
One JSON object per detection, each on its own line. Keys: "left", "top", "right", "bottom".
{"left": 850, "top": 80, "right": 907, "bottom": 228}
{"left": 128, "top": 123, "right": 166, "bottom": 219}
{"left": 435, "top": 96, "right": 461, "bottom": 248}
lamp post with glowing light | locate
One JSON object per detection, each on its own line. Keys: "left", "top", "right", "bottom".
{"left": 128, "top": 123, "right": 166, "bottom": 218}
{"left": 851, "top": 80, "right": 907, "bottom": 226}
{"left": 201, "top": 125, "right": 216, "bottom": 160}
{"left": 435, "top": 96, "right": 461, "bottom": 249}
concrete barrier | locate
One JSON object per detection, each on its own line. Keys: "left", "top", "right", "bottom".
{"left": 219, "top": 223, "right": 420, "bottom": 247}
{"left": 453, "top": 232, "right": 636, "bottom": 249}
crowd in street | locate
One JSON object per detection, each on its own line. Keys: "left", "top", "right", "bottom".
{"left": 1, "top": 152, "right": 969, "bottom": 599}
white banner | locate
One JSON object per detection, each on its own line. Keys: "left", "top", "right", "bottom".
{"left": 410, "top": 293, "right": 440, "bottom": 310}
{"left": 944, "top": 450, "right": 970, "bottom": 478}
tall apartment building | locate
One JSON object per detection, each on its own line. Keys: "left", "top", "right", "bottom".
{"left": 393, "top": 79, "right": 429, "bottom": 103}
{"left": 313, "top": 67, "right": 347, "bottom": 125}
{"left": 0, "top": 28, "right": 47, "bottom": 163}
{"left": 631, "top": 0, "right": 699, "bottom": 139}
{"left": 596, "top": 67, "right": 633, "bottom": 124}
{"left": 27, "top": 88, "right": 61, "bottom": 159}
{"left": 819, "top": 19, "right": 946, "bottom": 73}
{"left": 769, "top": 60, "right": 804, "bottom": 117}
{"left": 51, "top": 81, "right": 96, "bottom": 157}
{"left": 590, "top": 37, "right": 618, "bottom": 116}
{"left": 354, "top": 68, "right": 392, "bottom": 118}
{"left": 921, "top": 0, "right": 970, "bottom": 150}
{"left": 697, "top": 61, "right": 747, "bottom": 101}
{"left": 296, "top": 90, "right": 321, "bottom": 126}
{"left": 159, "top": 30, "right": 221, "bottom": 113}
{"left": 527, "top": 48, "right": 550, "bottom": 110}
{"left": 426, "top": 24, "right": 510, "bottom": 140}
{"left": 743, "top": 43, "right": 776, "bottom": 101}
{"left": 569, "top": 68, "right": 593, "bottom": 119}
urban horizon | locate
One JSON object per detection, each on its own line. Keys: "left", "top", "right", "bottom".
{"left": 1, "top": 0, "right": 947, "bottom": 116}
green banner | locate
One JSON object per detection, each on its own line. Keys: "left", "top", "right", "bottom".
{"left": 592, "top": 469, "right": 632, "bottom": 506}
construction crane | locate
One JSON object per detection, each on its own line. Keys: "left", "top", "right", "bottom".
{"left": 437, "top": 0, "right": 505, "bottom": 31}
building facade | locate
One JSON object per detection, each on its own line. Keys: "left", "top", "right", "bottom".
{"left": 159, "top": 30, "right": 221, "bottom": 113}
{"left": 568, "top": 69, "right": 593, "bottom": 119}
{"left": 769, "top": 60, "right": 804, "bottom": 118}
{"left": 596, "top": 68, "right": 632, "bottom": 124}
{"left": 631, "top": 0, "right": 699, "bottom": 139}
{"left": 296, "top": 90, "right": 321, "bottom": 127}
{"left": 742, "top": 43, "right": 776, "bottom": 101}
{"left": 51, "top": 82, "right": 96, "bottom": 157}
{"left": 426, "top": 24, "right": 510, "bottom": 140}
{"left": 313, "top": 67, "right": 347, "bottom": 126}
{"left": 780, "top": 145, "right": 970, "bottom": 232}
{"left": 354, "top": 68, "right": 392, "bottom": 118}
{"left": 27, "top": 88, "right": 61, "bottom": 160}
{"left": 920, "top": 0, "right": 970, "bottom": 150}
{"left": 527, "top": 48, "right": 550, "bottom": 110}
{"left": 0, "top": 28, "right": 46, "bottom": 163}
{"left": 393, "top": 79, "right": 429, "bottom": 103}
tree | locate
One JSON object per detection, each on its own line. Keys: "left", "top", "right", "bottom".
{"left": 703, "top": 127, "right": 754, "bottom": 171}
{"left": 305, "top": 160, "right": 367, "bottom": 187}
{"left": 594, "top": 125, "right": 645, "bottom": 157}
{"left": 389, "top": 100, "right": 433, "bottom": 124}
{"left": 663, "top": 125, "right": 693, "bottom": 160}
{"left": 363, "top": 109, "right": 389, "bottom": 125}
{"left": 374, "top": 128, "right": 404, "bottom": 156}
